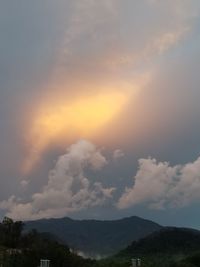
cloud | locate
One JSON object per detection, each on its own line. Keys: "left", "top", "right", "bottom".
{"left": 146, "top": 27, "right": 189, "bottom": 55}
{"left": 58, "top": 0, "right": 195, "bottom": 74}
{"left": 118, "top": 156, "right": 200, "bottom": 210}
{"left": 22, "top": 0, "right": 198, "bottom": 174}
{"left": 1, "top": 0, "right": 198, "bottom": 176}
{"left": 0, "top": 140, "right": 115, "bottom": 220}
{"left": 20, "top": 180, "right": 29, "bottom": 188}
{"left": 113, "top": 149, "right": 124, "bottom": 160}
{"left": 22, "top": 91, "right": 128, "bottom": 174}
{"left": 1, "top": 0, "right": 200, "bottom": 225}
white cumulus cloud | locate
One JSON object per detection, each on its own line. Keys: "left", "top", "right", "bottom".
{"left": 118, "top": 156, "right": 200, "bottom": 210}
{"left": 0, "top": 140, "right": 115, "bottom": 220}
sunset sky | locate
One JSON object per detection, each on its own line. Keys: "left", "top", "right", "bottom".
{"left": 1, "top": 0, "right": 200, "bottom": 228}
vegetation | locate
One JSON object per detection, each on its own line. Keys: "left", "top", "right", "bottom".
{"left": 118, "top": 227, "right": 200, "bottom": 256}
{"left": 0, "top": 217, "right": 95, "bottom": 267}
{"left": 98, "top": 227, "right": 200, "bottom": 267}
{"left": 25, "top": 216, "right": 162, "bottom": 257}
{"left": 1, "top": 217, "right": 200, "bottom": 267}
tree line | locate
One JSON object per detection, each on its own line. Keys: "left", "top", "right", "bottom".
{"left": 0, "top": 217, "right": 95, "bottom": 267}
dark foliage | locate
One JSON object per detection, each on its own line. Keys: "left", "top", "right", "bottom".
{"left": 0, "top": 217, "right": 95, "bottom": 267}
{"left": 119, "top": 227, "right": 200, "bottom": 257}
{"left": 1, "top": 217, "right": 200, "bottom": 267}
{"left": 108, "top": 227, "right": 200, "bottom": 267}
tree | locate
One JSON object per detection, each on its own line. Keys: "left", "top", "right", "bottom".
{"left": 1, "top": 217, "right": 24, "bottom": 248}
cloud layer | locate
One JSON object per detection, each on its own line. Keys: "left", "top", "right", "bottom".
{"left": 1, "top": 139, "right": 200, "bottom": 220}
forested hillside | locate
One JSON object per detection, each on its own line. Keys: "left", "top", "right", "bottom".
{"left": 97, "top": 227, "right": 200, "bottom": 267}
{"left": 25, "top": 216, "right": 162, "bottom": 257}
{"left": 0, "top": 217, "right": 95, "bottom": 267}
{"left": 2, "top": 217, "right": 200, "bottom": 267}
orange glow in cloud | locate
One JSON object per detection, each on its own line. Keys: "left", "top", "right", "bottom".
{"left": 22, "top": 92, "right": 128, "bottom": 174}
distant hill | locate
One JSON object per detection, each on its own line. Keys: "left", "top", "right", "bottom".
{"left": 102, "top": 227, "right": 200, "bottom": 267}
{"left": 118, "top": 227, "right": 200, "bottom": 257}
{"left": 25, "top": 216, "right": 162, "bottom": 257}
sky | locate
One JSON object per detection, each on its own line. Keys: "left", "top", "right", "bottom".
{"left": 1, "top": 0, "right": 200, "bottom": 229}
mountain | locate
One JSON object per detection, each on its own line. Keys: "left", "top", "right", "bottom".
{"left": 102, "top": 227, "right": 200, "bottom": 267}
{"left": 118, "top": 227, "right": 200, "bottom": 257}
{"left": 25, "top": 216, "right": 162, "bottom": 257}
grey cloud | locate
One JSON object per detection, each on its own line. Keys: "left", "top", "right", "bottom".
{"left": 59, "top": 0, "right": 196, "bottom": 75}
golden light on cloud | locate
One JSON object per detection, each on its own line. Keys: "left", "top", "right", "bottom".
{"left": 22, "top": 91, "right": 128, "bottom": 174}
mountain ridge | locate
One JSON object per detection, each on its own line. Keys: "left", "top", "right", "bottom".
{"left": 25, "top": 215, "right": 162, "bottom": 257}
{"left": 98, "top": 227, "right": 200, "bottom": 267}
{"left": 118, "top": 227, "right": 200, "bottom": 257}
